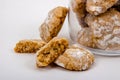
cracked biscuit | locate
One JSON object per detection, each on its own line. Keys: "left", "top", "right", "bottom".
{"left": 55, "top": 45, "right": 94, "bottom": 71}
{"left": 85, "top": 8, "right": 120, "bottom": 50}
{"left": 86, "top": 0, "right": 118, "bottom": 15}
{"left": 14, "top": 39, "right": 46, "bottom": 53}
{"left": 77, "top": 27, "right": 96, "bottom": 48}
{"left": 71, "top": 0, "right": 88, "bottom": 27}
{"left": 36, "top": 37, "right": 68, "bottom": 67}
{"left": 39, "top": 6, "right": 68, "bottom": 42}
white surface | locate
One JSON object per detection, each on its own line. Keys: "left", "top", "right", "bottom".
{"left": 0, "top": 0, "right": 120, "bottom": 80}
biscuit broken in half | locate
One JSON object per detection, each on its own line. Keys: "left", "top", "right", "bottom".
{"left": 14, "top": 39, "right": 46, "bottom": 53}
{"left": 36, "top": 37, "right": 68, "bottom": 67}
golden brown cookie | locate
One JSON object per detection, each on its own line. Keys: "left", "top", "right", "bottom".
{"left": 14, "top": 39, "right": 46, "bottom": 53}
{"left": 85, "top": 8, "right": 120, "bottom": 50}
{"left": 71, "top": 0, "right": 86, "bottom": 18}
{"left": 86, "top": 0, "right": 118, "bottom": 15}
{"left": 39, "top": 6, "right": 68, "bottom": 42}
{"left": 71, "top": 0, "right": 88, "bottom": 27}
{"left": 77, "top": 27, "right": 96, "bottom": 48}
{"left": 55, "top": 45, "right": 94, "bottom": 71}
{"left": 36, "top": 37, "right": 68, "bottom": 67}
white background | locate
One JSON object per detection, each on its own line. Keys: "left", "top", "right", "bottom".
{"left": 0, "top": 0, "right": 120, "bottom": 80}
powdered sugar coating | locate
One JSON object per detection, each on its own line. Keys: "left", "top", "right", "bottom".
{"left": 106, "top": 37, "right": 120, "bottom": 50}
{"left": 86, "top": 0, "right": 118, "bottom": 15}
{"left": 40, "top": 6, "right": 68, "bottom": 42}
{"left": 88, "top": 6, "right": 103, "bottom": 15}
{"left": 66, "top": 49, "right": 85, "bottom": 59}
{"left": 55, "top": 60, "right": 65, "bottom": 67}
{"left": 85, "top": 9, "right": 120, "bottom": 50}
{"left": 55, "top": 46, "right": 94, "bottom": 71}
{"left": 77, "top": 27, "right": 95, "bottom": 48}
{"left": 108, "top": 37, "right": 120, "bottom": 44}
{"left": 111, "top": 15, "right": 120, "bottom": 26}
{"left": 113, "top": 27, "right": 120, "bottom": 36}
{"left": 97, "top": 34, "right": 112, "bottom": 49}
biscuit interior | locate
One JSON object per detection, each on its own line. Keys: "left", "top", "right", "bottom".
{"left": 14, "top": 40, "right": 46, "bottom": 53}
{"left": 36, "top": 37, "right": 68, "bottom": 67}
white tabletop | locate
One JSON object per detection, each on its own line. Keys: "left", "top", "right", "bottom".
{"left": 0, "top": 0, "right": 120, "bottom": 80}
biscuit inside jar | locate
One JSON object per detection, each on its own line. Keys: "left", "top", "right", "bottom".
{"left": 69, "top": 0, "right": 120, "bottom": 50}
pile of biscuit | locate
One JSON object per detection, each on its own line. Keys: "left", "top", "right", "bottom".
{"left": 71, "top": 0, "right": 120, "bottom": 50}
{"left": 14, "top": 6, "right": 94, "bottom": 71}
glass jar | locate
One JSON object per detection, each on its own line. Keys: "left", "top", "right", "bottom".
{"left": 68, "top": 0, "right": 120, "bottom": 56}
